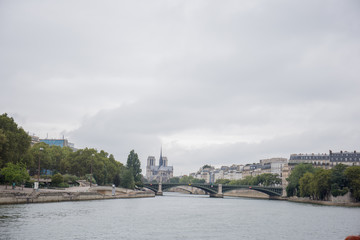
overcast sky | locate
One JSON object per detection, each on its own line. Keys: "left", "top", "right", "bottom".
{"left": 1, "top": 1, "right": 359, "bottom": 175}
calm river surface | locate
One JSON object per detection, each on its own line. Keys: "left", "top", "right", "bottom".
{"left": 1, "top": 193, "right": 359, "bottom": 240}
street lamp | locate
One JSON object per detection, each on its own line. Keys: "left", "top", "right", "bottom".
{"left": 90, "top": 154, "right": 94, "bottom": 187}
{"left": 36, "top": 147, "right": 44, "bottom": 191}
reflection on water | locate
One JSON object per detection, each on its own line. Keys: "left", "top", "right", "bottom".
{"left": 0, "top": 192, "right": 359, "bottom": 240}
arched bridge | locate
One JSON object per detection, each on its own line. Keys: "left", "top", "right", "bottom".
{"left": 143, "top": 183, "right": 282, "bottom": 198}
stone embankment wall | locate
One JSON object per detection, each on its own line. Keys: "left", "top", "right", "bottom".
{"left": 167, "top": 186, "right": 206, "bottom": 195}
{"left": 224, "top": 189, "right": 269, "bottom": 199}
{"left": 0, "top": 187, "right": 155, "bottom": 205}
{"left": 288, "top": 192, "right": 360, "bottom": 207}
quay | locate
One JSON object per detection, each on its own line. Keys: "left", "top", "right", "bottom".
{"left": 0, "top": 185, "right": 155, "bottom": 205}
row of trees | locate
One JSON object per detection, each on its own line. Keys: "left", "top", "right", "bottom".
{"left": 215, "top": 173, "right": 282, "bottom": 186}
{"left": 167, "top": 176, "right": 206, "bottom": 184}
{"left": 286, "top": 163, "right": 360, "bottom": 201}
{"left": 166, "top": 173, "right": 282, "bottom": 186}
{"left": 0, "top": 113, "right": 142, "bottom": 189}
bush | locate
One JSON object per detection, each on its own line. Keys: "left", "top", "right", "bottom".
{"left": 63, "top": 174, "right": 78, "bottom": 184}
{"left": 331, "top": 187, "right": 349, "bottom": 197}
{"left": 58, "top": 182, "right": 69, "bottom": 188}
{"left": 51, "top": 173, "right": 64, "bottom": 187}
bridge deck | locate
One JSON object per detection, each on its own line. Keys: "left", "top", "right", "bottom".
{"left": 143, "top": 183, "right": 283, "bottom": 197}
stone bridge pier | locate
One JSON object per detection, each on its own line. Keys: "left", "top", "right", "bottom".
{"left": 210, "top": 184, "right": 223, "bottom": 198}
{"left": 156, "top": 183, "right": 163, "bottom": 196}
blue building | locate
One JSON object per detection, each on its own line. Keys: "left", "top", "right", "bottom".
{"left": 40, "top": 139, "right": 69, "bottom": 147}
{"left": 39, "top": 138, "right": 76, "bottom": 151}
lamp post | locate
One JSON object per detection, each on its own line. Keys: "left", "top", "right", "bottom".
{"left": 90, "top": 154, "right": 94, "bottom": 187}
{"left": 36, "top": 147, "right": 44, "bottom": 191}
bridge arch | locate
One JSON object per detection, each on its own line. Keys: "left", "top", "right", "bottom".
{"left": 144, "top": 183, "right": 218, "bottom": 195}
{"left": 143, "top": 183, "right": 282, "bottom": 197}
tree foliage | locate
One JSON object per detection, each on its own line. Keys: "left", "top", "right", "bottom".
{"left": 0, "top": 113, "right": 31, "bottom": 168}
{"left": 169, "top": 177, "right": 180, "bottom": 183}
{"left": 0, "top": 162, "right": 30, "bottom": 185}
{"left": 51, "top": 173, "right": 64, "bottom": 187}
{"left": 289, "top": 164, "right": 360, "bottom": 201}
{"left": 126, "top": 150, "right": 142, "bottom": 185}
{"left": 179, "top": 175, "right": 206, "bottom": 184}
{"left": 286, "top": 164, "right": 315, "bottom": 197}
{"left": 120, "top": 168, "right": 134, "bottom": 189}
{"left": 216, "top": 173, "right": 281, "bottom": 186}
{"left": 215, "top": 179, "right": 231, "bottom": 185}
{"left": 0, "top": 113, "right": 142, "bottom": 189}
{"left": 113, "top": 173, "right": 121, "bottom": 187}
{"left": 344, "top": 166, "right": 360, "bottom": 201}
{"left": 25, "top": 145, "right": 124, "bottom": 186}
{"left": 312, "top": 169, "right": 331, "bottom": 200}
{"left": 330, "top": 164, "right": 349, "bottom": 197}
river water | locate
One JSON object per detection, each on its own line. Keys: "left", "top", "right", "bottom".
{"left": 0, "top": 193, "right": 359, "bottom": 240}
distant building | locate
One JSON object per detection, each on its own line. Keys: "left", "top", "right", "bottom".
{"left": 39, "top": 138, "right": 77, "bottom": 151}
{"left": 329, "top": 150, "right": 360, "bottom": 166}
{"left": 29, "top": 135, "right": 40, "bottom": 146}
{"left": 289, "top": 153, "right": 330, "bottom": 168}
{"left": 194, "top": 164, "right": 243, "bottom": 183}
{"left": 289, "top": 150, "right": 360, "bottom": 168}
{"left": 146, "top": 148, "right": 174, "bottom": 182}
{"left": 40, "top": 138, "right": 69, "bottom": 147}
{"left": 260, "top": 158, "right": 287, "bottom": 177}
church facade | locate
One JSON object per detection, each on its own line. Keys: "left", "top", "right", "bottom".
{"left": 146, "top": 149, "right": 174, "bottom": 182}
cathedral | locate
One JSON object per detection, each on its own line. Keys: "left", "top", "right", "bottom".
{"left": 146, "top": 149, "right": 174, "bottom": 182}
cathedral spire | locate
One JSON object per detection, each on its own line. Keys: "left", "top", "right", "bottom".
{"left": 159, "top": 146, "right": 164, "bottom": 167}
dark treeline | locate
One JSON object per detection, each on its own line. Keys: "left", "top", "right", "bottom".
{"left": 286, "top": 163, "right": 360, "bottom": 201}
{"left": 166, "top": 176, "right": 206, "bottom": 184}
{"left": 0, "top": 113, "right": 141, "bottom": 189}
{"left": 166, "top": 173, "right": 281, "bottom": 186}
{"left": 215, "top": 173, "right": 282, "bottom": 186}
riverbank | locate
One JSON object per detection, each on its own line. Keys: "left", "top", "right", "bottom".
{"left": 223, "top": 189, "right": 359, "bottom": 206}
{"left": 287, "top": 195, "right": 360, "bottom": 207}
{"left": 0, "top": 185, "right": 155, "bottom": 205}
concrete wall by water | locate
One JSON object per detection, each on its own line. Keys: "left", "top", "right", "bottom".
{"left": 0, "top": 189, "right": 155, "bottom": 205}
{"left": 224, "top": 189, "right": 269, "bottom": 199}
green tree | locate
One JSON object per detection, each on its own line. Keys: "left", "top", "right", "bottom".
{"left": 192, "top": 178, "right": 206, "bottom": 184}
{"left": 0, "top": 162, "right": 30, "bottom": 187}
{"left": 253, "top": 173, "right": 282, "bottom": 186}
{"left": 179, "top": 175, "right": 192, "bottom": 184}
{"left": 0, "top": 113, "right": 31, "bottom": 168}
{"left": 0, "top": 129, "right": 7, "bottom": 162}
{"left": 51, "top": 173, "right": 64, "bottom": 187}
{"left": 344, "top": 166, "right": 360, "bottom": 201}
{"left": 202, "top": 164, "right": 212, "bottom": 169}
{"left": 63, "top": 174, "right": 78, "bottom": 185}
{"left": 120, "top": 168, "right": 135, "bottom": 189}
{"left": 286, "top": 164, "right": 315, "bottom": 197}
{"left": 330, "top": 164, "right": 348, "bottom": 197}
{"left": 28, "top": 143, "right": 52, "bottom": 176}
{"left": 169, "top": 177, "right": 180, "bottom": 183}
{"left": 179, "top": 175, "right": 205, "bottom": 184}
{"left": 113, "top": 173, "right": 121, "bottom": 187}
{"left": 312, "top": 169, "right": 331, "bottom": 200}
{"left": 299, "top": 172, "right": 314, "bottom": 197}
{"left": 126, "top": 150, "right": 142, "bottom": 184}
{"left": 239, "top": 176, "right": 255, "bottom": 185}
{"left": 215, "top": 179, "right": 231, "bottom": 185}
